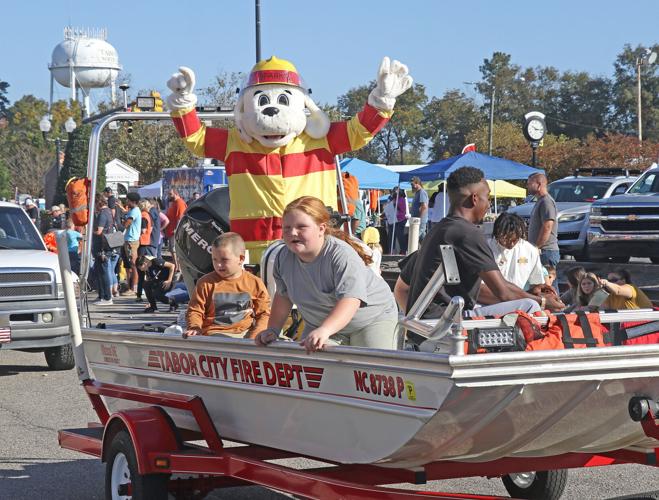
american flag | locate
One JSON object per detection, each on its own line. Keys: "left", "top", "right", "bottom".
{"left": 0, "top": 327, "right": 10, "bottom": 343}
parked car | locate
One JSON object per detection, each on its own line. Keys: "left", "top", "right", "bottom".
{"left": 508, "top": 172, "right": 636, "bottom": 260}
{"left": 588, "top": 163, "right": 659, "bottom": 263}
{"left": 0, "top": 201, "right": 76, "bottom": 369}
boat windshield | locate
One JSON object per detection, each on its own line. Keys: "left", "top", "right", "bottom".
{"left": 548, "top": 181, "right": 611, "bottom": 203}
{"left": 0, "top": 206, "right": 46, "bottom": 250}
{"left": 627, "top": 171, "right": 659, "bottom": 194}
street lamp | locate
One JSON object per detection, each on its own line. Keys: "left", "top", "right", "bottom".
{"left": 39, "top": 115, "right": 77, "bottom": 172}
{"left": 636, "top": 48, "right": 657, "bottom": 144}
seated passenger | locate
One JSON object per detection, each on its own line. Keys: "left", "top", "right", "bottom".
{"left": 486, "top": 212, "right": 544, "bottom": 290}
{"left": 543, "top": 265, "right": 557, "bottom": 288}
{"left": 571, "top": 272, "right": 608, "bottom": 311}
{"left": 135, "top": 255, "right": 175, "bottom": 313}
{"left": 600, "top": 269, "right": 653, "bottom": 310}
{"left": 185, "top": 233, "right": 270, "bottom": 339}
{"left": 560, "top": 266, "right": 585, "bottom": 306}
{"left": 394, "top": 166, "right": 564, "bottom": 318}
{"left": 255, "top": 196, "right": 398, "bottom": 353}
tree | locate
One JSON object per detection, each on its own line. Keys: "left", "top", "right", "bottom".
{"left": 611, "top": 44, "right": 659, "bottom": 142}
{"left": 0, "top": 157, "right": 12, "bottom": 199}
{"left": 55, "top": 124, "right": 96, "bottom": 205}
{"left": 337, "top": 82, "right": 427, "bottom": 164}
{"left": 424, "top": 90, "right": 483, "bottom": 159}
{"left": 0, "top": 78, "right": 9, "bottom": 114}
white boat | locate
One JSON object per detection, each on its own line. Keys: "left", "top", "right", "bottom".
{"left": 82, "top": 320, "right": 659, "bottom": 468}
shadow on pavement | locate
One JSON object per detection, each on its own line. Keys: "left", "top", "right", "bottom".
{"left": 0, "top": 364, "right": 50, "bottom": 376}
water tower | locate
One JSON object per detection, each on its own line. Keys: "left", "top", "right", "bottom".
{"left": 49, "top": 27, "right": 122, "bottom": 116}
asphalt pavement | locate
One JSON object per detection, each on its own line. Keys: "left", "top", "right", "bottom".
{"left": 1, "top": 295, "right": 659, "bottom": 499}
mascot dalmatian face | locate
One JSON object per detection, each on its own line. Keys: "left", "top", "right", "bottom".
{"left": 167, "top": 56, "right": 412, "bottom": 149}
{"left": 234, "top": 57, "right": 330, "bottom": 148}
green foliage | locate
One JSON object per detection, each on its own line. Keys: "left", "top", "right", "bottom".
{"left": 0, "top": 157, "right": 11, "bottom": 199}
{"left": 0, "top": 78, "right": 9, "bottom": 114}
{"left": 55, "top": 124, "right": 96, "bottom": 205}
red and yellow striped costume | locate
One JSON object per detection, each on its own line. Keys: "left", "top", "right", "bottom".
{"left": 171, "top": 104, "right": 391, "bottom": 261}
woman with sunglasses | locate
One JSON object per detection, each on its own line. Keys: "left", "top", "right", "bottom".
{"left": 600, "top": 269, "right": 653, "bottom": 310}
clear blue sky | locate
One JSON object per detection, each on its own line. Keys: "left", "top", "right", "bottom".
{"left": 2, "top": 0, "right": 657, "bottom": 108}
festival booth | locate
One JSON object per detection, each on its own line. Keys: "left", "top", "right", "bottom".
{"left": 400, "top": 152, "right": 542, "bottom": 214}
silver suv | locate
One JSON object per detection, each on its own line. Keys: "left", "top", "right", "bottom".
{"left": 508, "top": 172, "right": 636, "bottom": 261}
{"left": 0, "top": 201, "right": 75, "bottom": 370}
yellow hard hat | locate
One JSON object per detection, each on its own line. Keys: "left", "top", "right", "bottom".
{"left": 362, "top": 227, "right": 380, "bottom": 245}
{"left": 246, "top": 56, "right": 301, "bottom": 88}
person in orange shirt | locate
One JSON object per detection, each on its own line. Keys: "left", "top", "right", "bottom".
{"left": 184, "top": 232, "right": 270, "bottom": 339}
{"left": 165, "top": 188, "right": 187, "bottom": 270}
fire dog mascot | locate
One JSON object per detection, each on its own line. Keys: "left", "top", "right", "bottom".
{"left": 167, "top": 56, "right": 412, "bottom": 261}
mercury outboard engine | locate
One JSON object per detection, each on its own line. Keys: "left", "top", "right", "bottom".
{"left": 175, "top": 187, "right": 231, "bottom": 294}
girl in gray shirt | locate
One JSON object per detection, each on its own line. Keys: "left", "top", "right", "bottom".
{"left": 255, "top": 196, "right": 398, "bottom": 353}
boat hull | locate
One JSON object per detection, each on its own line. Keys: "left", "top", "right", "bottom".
{"left": 83, "top": 329, "right": 659, "bottom": 467}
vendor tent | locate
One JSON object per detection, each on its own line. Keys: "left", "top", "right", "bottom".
{"left": 399, "top": 152, "right": 543, "bottom": 182}
{"left": 137, "top": 179, "right": 162, "bottom": 199}
{"left": 341, "top": 158, "right": 411, "bottom": 190}
{"left": 400, "top": 152, "right": 541, "bottom": 213}
{"left": 423, "top": 179, "right": 526, "bottom": 198}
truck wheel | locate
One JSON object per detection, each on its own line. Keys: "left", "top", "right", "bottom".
{"left": 502, "top": 469, "right": 568, "bottom": 500}
{"left": 105, "top": 430, "right": 169, "bottom": 500}
{"left": 44, "top": 344, "right": 75, "bottom": 370}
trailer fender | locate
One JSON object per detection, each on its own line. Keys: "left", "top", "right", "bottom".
{"left": 101, "top": 407, "right": 181, "bottom": 475}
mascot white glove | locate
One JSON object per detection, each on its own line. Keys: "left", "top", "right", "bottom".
{"left": 368, "top": 57, "right": 413, "bottom": 112}
{"left": 166, "top": 66, "right": 198, "bottom": 110}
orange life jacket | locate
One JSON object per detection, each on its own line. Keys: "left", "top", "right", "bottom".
{"left": 43, "top": 231, "right": 58, "bottom": 253}
{"left": 543, "top": 311, "right": 611, "bottom": 349}
{"left": 339, "top": 172, "right": 359, "bottom": 216}
{"left": 65, "top": 177, "right": 91, "bottom": 226}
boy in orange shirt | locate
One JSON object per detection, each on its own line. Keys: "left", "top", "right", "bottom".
{"left": 184, "top": 233, "right": 270, "bottom": 339}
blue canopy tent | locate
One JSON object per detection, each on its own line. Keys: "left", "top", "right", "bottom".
{"left": 340, "top": 157, "right": 411, "bottom": 190}
{"left": 399, "top": 152, "right": 544, "bottom": 214}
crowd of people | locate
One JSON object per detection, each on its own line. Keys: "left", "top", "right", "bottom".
{"left": 23, "top": 166, "right": 654, "bottom": 354}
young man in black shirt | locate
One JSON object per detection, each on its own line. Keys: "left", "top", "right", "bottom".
{"left": 394, "top": 166, "right": 564, "bottom": 318}
{"left": 135, "top": 255, "right": 175, "bottom": 313}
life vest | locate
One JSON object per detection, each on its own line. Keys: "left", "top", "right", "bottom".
{"left": 43, "top": 231, "right": 58, "bottom": 253}
{"left": 617, "top": 312, "right": 659, "bottom": 346}
{"left": 65, "top": 177, "right": 91, "bottom": 226}
{"left": 339, "top": 172, "right": 359, "bottom": 216}
{"left": 544, "top": 311, "right": 611, "bottom": 349}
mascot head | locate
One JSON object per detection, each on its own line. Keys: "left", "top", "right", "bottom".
{"left": 235, "top": 56, "right": 330, "bottom": 148}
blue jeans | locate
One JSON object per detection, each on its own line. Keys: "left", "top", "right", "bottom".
{"left": 93, "top": 255, "right": 111, "bottom": 301}
{"left": 106, "top": 252, "right": 119, "bottom": 288}
{"left": 540, "top": 249, "right": 560, "bottom": 268}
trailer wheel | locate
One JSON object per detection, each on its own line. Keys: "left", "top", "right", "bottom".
{"left": 502, "top": 469, "right": 568, "bottom": 500}
{"left": 105, "top": 430, "right": 169, "bottom": 500}
{"left": 44, "top": 344, "right": 75, "bottom": 370}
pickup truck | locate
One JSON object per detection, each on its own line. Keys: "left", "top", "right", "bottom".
{"left": 588, "top": 163, "right": 659, "bottom": 263}
{"left": 0, "top": 201, "right": 75, "bottom": 369}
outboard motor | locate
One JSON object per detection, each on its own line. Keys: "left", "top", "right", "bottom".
{"left": 175, "top": 187, "right": 231, "bottom": 294}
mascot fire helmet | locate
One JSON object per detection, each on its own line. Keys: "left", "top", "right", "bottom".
{"left": 245, "top": 56, "right": 304, "bottom": 89}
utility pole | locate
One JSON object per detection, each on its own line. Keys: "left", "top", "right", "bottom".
{"left": 488, "top": 86, "right": 495, "bottom": 156}
{"left": 255, "top": 0, "right": 261, "bottom": 63}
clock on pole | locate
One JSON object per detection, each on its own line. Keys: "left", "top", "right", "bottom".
{"left": 523, "top": 111, "right": 546, "bottom": 166}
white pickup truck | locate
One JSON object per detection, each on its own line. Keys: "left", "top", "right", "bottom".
{"left": 0, "top": 201, "right": 74, "bottom": 370}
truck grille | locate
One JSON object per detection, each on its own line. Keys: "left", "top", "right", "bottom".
{"left": 602, "top": 206, "right": 659, "bottom": 216}
{"left": 0, "top": 270, "right": 55, "bottom": 301}
{"left": 601, "top": 221, "right": 659, "bottom": 232}
{"left": 558, "top": 232, "right": 580, "bottom": 240}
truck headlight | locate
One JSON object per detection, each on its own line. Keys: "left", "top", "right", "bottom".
{"left": 558, "top": 213, "right": 586, "bottom": 222}
{"left": 57, "top": 283, "right": 64, "bottom": 298}
{"left": 57, "top": 282, "right": 80, "bottom": 299}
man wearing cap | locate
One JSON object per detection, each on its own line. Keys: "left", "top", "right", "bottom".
{"left": 410, "top": 176, "right": 429, "bottom": 241}
{"left": 24, "top": 199, "right": 40, "bottom": 226}
{"left": 103, "top": 186, "right": 117, "bottom": 219}
{"left": 49, "top": 205, "right": 66, "bottom": 230}
{"left": 167, "top": 56, "right": 412, "bottom": 262}
{"left": 121, "top": 192, "right": 142, "bottom": 296}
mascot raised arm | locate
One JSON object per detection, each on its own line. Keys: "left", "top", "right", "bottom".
{"left": 167, "top": 56, "right": 412, "bottom": 261}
